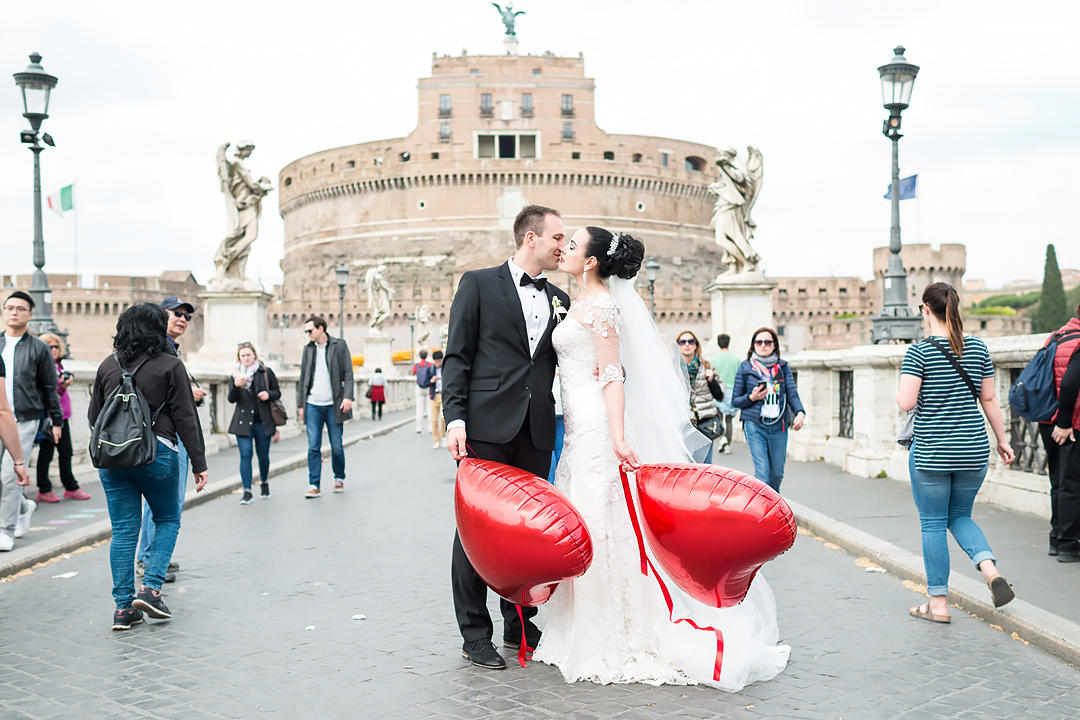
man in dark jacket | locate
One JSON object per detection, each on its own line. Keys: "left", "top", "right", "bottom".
{"left": 0, "top": 291, "right": 63, "bottom": 550}
{"left": 1043, "top": 304, "right": 1080, "bottom": 561}
{"left": 297, "top": 315, "right": 354, "bottom": 498}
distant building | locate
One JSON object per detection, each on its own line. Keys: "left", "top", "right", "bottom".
{"left": 1, "top": 272, "right": 205, "bottom": 361}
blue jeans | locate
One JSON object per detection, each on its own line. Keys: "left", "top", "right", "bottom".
{"left": 100, "top": 442, "right": 180, "bottom": 607}
{"left": 137, "top": 440, "right": 188, "bottom": 566}
{"left": 908, "top": 450, "right": 995, "bottom": 597}
{"left": 547, "top": 416, "right": 565, "bottom": 484}
{"left": 237, "top": 422, "right": 271, "bottom": 490}
{"left": 306, "top": 403, "right": 344, "bottom": 487}
{"left": 743, "top": 420, "right": 788, "bottom": 491}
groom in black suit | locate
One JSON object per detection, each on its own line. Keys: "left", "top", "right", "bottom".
{"left": 443, "top": 204, "right": 570, "bottom": 670}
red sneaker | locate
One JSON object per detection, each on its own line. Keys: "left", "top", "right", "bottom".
{"left": 35, "top": 491, "right": 60, "bottom": 504}
{"left": 63, "top": 489, "right": 91, "bottom": 501}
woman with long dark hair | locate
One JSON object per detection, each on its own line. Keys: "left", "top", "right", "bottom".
{"left": 228, "top": 342, "right": 280, "bottom": 503}
{"left": 897, "top": 283, "right": 1015, "bottom": 623}
{"left": 89, "top": 303, "right": 208, "bottom": 630}
{"left": 731, "top": 327, "right": 805, "bottom": 491}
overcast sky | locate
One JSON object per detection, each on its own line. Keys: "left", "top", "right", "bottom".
{"left": 2, "top": 0, "right": 1077, "bottom": 291}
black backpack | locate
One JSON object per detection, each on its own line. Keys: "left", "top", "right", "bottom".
{"left": 89, "top": 354, "right": 164, "bottom": 468}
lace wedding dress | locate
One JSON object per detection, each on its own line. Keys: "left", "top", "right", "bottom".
{"left": 531, "top": 292, "right": 790, "bottom": 691}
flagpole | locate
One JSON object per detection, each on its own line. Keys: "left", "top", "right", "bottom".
{"left": 72, "top": 181, "right": 79, "bottom": 285}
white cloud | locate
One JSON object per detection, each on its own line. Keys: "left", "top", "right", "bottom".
{"left": 2, "top": 0, "right": 1077, "bottom": 291}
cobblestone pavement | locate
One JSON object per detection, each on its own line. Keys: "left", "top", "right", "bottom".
{"left": 1, "top": 426, "right": 1078, "bottom": 719}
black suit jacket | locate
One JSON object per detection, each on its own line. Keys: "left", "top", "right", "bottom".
{"left": 442, "top": 263, "right": 570, "bottom": 451}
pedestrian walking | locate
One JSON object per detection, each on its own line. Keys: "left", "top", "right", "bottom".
{"left": 429, "top": 351, "right": 445, "bottom": 449}
{"left": 0, "top": 291, "right": 63, "bottom": 551}
{"left": 1039, "top": 301, "right": 1080, "bottom": 562}
{"left": 710, "top": 333, "right": 740, "bottom": 453}
{"left": 897, "top": 283, "right": 1016, "bottom": 623}
{"left": 88, "top": 303, "right": 208, "bottom": 630}
{"left": 731, "top": 327, "right": 805, "bottom": 491}
{"left": 676, "top": 330, "right": 722, "bottom": 465}
{"left": 0, "top": 356, "right": 32, "bottom": 548}
{"left": 297, "top": 315, "right": 354, "bottom": 497}
{"left": 411, "top": 349, "right": 432, "bottom": 433}
{"left": 34, "top": 333, "right": 89, "bottom": 503}
{"left": 368, "top": 367, "right": 386, "bottom": 421}
{"left": 136, "top": 296, "right": 205, "bottom": 583}
{"left": 228, "top": 342, "right": 280, "bottom": 504}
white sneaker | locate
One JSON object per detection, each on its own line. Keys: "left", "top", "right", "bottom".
{"left": 0, "top": 533, "right": 13, "bottom": 551}
{"left": 14, "top": 499, "right": 36, "bottom": 538}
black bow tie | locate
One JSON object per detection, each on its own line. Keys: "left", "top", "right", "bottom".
{"left": 519, "top": 274, "right": 548, "bottom": 291}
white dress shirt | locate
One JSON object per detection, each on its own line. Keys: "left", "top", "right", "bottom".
{"left": 506, "top": 257, "right": 549, "bottom": 358}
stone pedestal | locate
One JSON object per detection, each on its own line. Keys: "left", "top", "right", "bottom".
{"left": 363, "top": 334, "right": 395, "bottom": 377}
{"left": 185, "top": 289, "right": 273, "bottom": 371}
{"left": 706, "top": 271, "right": 777, "bottom": 353}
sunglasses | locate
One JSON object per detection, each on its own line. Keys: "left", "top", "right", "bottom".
{"left": 172, "top": 309, "right": 192, "bottom": 321}
{"left": 304, "top": 329, "right": 313, "bottom": 335}
{"left": 48, "top": 344, "right": 61, "bottom": 350}
{"left": 754, "top": 339, "right": 775, "bottom": 346}
{"left": 676, "top": 338, "right": 697, "bottom": 346}
{"left": 237, "top": 342, "right": 254, "bottom": 348}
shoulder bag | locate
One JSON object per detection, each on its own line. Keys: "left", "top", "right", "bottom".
{"left": 897, "top": 338, "right": 979, "bottom": 449}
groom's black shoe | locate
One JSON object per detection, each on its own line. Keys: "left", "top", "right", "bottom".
{"left": 462, "top": 639, "right": 507, "bottom": 670}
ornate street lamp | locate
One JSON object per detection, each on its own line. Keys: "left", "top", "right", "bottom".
{"left": 645, "top": 258, "right": 660, "bottom": 318}
{"left": 335, "top": 262, "right": 349, "bottom": 338}
{"left": 407, "top": 311, "right": 417, "bottom": 361}
{"left": 13, "top": 52, "right": 61, "bottom": 335}
{"left": 872, "top": 46, "right": 922, "bottom": 344}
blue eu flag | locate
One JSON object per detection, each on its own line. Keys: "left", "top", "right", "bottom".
{"left": 884, "top": 174, "right": 917, "bottom": 200}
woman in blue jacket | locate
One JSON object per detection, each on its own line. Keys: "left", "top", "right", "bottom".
{"left": 732, "top": 327, "right": 805, "bottom": 491}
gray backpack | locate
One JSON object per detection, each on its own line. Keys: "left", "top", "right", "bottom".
{"left": 89, "top": 355, "right": 163, "bottom": 468}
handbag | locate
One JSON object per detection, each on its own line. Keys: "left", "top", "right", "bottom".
{"left": 706, "top": 376, "right": 725, "bottom": 402}
{"left": 365, "top": 387, "right": 373, "bottom": 399}
{"left": 693, "top": 414, "right": 723, "bottom": 441}
{"left": 269, "top": 400, "right": 288, "bottom": 427}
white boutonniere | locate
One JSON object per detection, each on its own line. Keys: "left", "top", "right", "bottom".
{"left": 551, "top": 296, "right": 567, "bottom": 323}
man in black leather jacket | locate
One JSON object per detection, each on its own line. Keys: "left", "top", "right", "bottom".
{"left": 0, "top": 291, "right": 62, "bottom": 550}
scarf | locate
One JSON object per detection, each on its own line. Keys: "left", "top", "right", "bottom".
{"left": 753, "top": 351, "right": 778, "bottom": 367}
{"left": 234, "top": 360, "right": 259, "bottom": 387}
{"left": 685, "top": 355, "right": 701, "bottom": 384}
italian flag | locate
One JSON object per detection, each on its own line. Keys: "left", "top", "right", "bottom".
{"left": 47, "top": 184, "right": 74, "bottom": 217}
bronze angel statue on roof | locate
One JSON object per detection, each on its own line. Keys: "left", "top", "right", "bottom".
{"left": 709, "top": 146, "right": 764, "bottom": 275}
{"left": 492, "top": 3, "right": 525, "bottom": 36}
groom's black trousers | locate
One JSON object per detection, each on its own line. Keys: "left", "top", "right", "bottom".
{"left": 452, "top": 413, "right": 551, "bottom": 644}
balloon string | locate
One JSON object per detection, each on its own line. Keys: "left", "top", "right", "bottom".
{"left": 618, "top": 467, "right": 724, "bottom": 682}
{"left": 514, "top": 604, "right": 531, "bottom": 669}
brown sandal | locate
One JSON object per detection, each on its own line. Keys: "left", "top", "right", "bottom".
{"left": 988, "top": 575, "right": 1015, "bottom": 608}
{"left": 909, "top": 602, "right": 950, "bottom": 624}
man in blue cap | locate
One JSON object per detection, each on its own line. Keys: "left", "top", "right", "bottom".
{"left": 135, "top": 296, "right": 206, "bottom": 582}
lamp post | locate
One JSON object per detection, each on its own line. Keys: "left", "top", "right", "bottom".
{"left": 407, "top": 311, "right": 416, "bottom": 362}
{"left": 13, "top": 52, "right": 60, "bottom": 335}
{"left": 335, "top": 262, "right": 349, "bottom": 339}
{"left": 645, "top": 258, "right": 660, "bottom": 318}
{"left": 871, "top": 46, "right": 922, "bottom": 344}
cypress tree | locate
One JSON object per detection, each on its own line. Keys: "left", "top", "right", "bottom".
{"left": 1036, "top": 243, "right": 1068, "bottom": 332}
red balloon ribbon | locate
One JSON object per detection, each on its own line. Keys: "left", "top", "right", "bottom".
{"left": 618, "top": 467, "right": 724, "bottom": 682}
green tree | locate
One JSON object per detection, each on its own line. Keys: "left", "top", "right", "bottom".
{"left": 1036, "top": 244, "right": 1069, "bottom": 332}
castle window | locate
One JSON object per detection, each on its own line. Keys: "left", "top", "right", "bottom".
{"left": 476, "top": 133, "right": 538, "bottom": 160}
{"left": 660, "top": 152, "right": 669, "bottom": 167}
{"left": 346, "top": 160, "right": 355, "bottom": 168}
{"left": 532, "top": 68, "right": 540, "bottom": 75}
{"left": 400, "top": 151, "right": 411, "bottom": 162}
{"left": 603, "top": 151, "right": 615, "bottom": 161}
{"left": 519, "top": 135, "right": 536, "bottom": 158}
{"left": 330, "top": 163, "right": 334, "bottom": 172}
{"left": 521, "top": 93, "right": 533, "bottom": 117}
{"left": 571, "top": 151, "right": 581, "bottom": 159}
{"left": 439, "top": 93, "right": 451, "bottom": 117}
{"left": 478, "top": 135, "right": 495, "bottom": 158}
{"left": 632, "top": 153, "right": 642, "bottom": 163}
{"left": 439, "top": 122, "right": 451, "bottom": 142}
{"left": 470, "top": 68, "right": 479, "bottom": 75}
{"left": 498, "top": 135, "right": 515, "bottom": 158}
{"left": 684, "top": 156, "right": 705, "bottom": 172}
{"left": 284, "top": 177, "right": 292, "bottom": 187}
{"left": 430, "top": 152, "right": 439, "bottom": 160}
{"left": 480, "top": 93, "right": 493, "bottom": 117}
{"left": 561, "top": 94, "right": 574, "bottom": 117}
{"left": 562, "top": 122, "right": 574, "bottom": 141}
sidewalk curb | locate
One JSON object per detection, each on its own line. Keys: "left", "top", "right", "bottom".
{"left": 788, "top": 498, "right": 1080, "bottom": 667}
{"left": 0, "top": 418, "right": 412, "bottom": 581}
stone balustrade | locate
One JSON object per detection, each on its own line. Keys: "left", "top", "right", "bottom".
{"left": 57, "top": 362, "right": 416, "bottom": 469}
{"left": 784, "top": 333, "right": 1051, "bottom": 517}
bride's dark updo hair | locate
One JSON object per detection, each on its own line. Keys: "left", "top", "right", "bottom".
{"left": 583, "top": 227, "right": 645, "bottom": 280}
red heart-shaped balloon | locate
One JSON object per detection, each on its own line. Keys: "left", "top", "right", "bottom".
{"left": 635, "top": 463, "right": 796, "bottom": 608}
{"left": 455, "top": 458, "right": 593, "bottom": 606}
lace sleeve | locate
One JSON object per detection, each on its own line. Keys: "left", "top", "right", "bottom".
{"left": 582, "top": 296, "right": 623, "bottom": 388}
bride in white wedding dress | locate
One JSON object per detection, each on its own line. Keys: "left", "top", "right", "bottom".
{"left": 531, "top": 227, "right": 789, "bottom": 691}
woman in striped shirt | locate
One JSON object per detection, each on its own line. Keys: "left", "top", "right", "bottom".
{"left": 897, "top": 283, "right": 1016, "bottom": 623}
